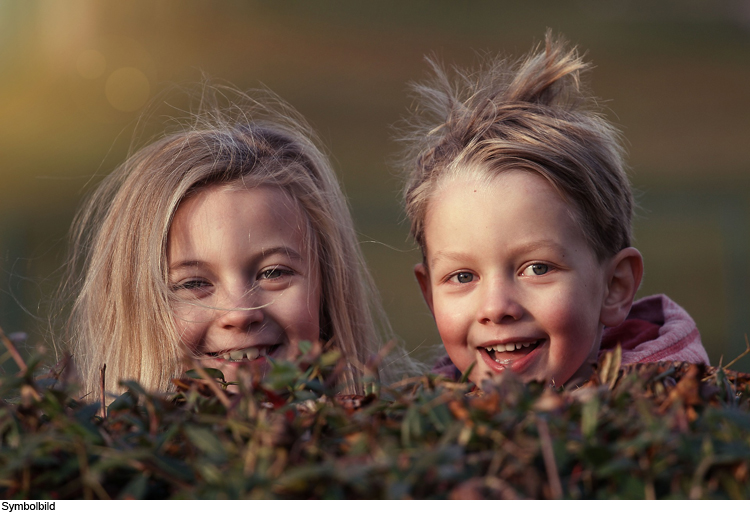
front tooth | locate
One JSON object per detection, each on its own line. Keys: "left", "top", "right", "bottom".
{"left": 244, "top": 347, "right": 260, "bottom": 360}
{"left": 229, "top": 350, "right": 245, "bottom": 360}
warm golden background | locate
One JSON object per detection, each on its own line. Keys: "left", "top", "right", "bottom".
{"left": 1, "top": 1, "right": 749, "bottom": 371}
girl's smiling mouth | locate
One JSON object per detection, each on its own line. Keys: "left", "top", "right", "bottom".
{"left": 479, "top": 340, "right": 544, "bottom": 372}
{"left": 204, "top": 344, "right": 281, "bottom": 363}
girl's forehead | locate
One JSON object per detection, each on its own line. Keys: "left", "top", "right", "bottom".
{"left": 179, "top": 184, "right": 298, "bottom": 217}
{"left": 169, "top": 184, "right": 311, "bottom": 247}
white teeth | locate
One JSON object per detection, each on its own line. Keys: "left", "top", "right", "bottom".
{"left": 494, "top": 358, "right": 513, "bottom": 365}
{"left": 485, "top": 340, "right": 538, "bottom": 354}
{"left": 220, "top": 347, "right": 263, "bottom": 361}
{"left": 243, "top": 347, "right": 261, "bottom": 360}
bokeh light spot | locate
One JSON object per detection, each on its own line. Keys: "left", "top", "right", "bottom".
{"left": 76, "top": 50, "right": 107, "bottom": 79}
{"left": 105, "top": 67, "right": 150, "bottom": 112}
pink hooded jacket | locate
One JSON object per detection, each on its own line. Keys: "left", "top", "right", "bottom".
{"left": 432, "top": 294, "right": 710, "bottom": 380}
{"left": 599, "top": 294, "right": 709, "bottom": 365}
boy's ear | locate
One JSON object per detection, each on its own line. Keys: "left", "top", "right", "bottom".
{"left": 414, "top": 263, "right": 435, "bottom": 316}
{"left": 600, "top": 247, "right": 644, "bottom": 327}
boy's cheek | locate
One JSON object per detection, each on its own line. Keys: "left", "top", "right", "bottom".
{"left": 432, "top": 304, "right": 463, "bottom": 343}
{"left": 433, "top": 307, "right": 473, "bottom": 369}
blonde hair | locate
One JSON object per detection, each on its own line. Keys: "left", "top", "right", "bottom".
{"left": 60, "top": 88, "right": 388, "bottom": 400}
{"left": 402, "top": 31, "right": 633, "bottom": 262}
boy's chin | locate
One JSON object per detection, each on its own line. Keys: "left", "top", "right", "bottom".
{"left": 563, "top": 359, "right": 596, "bottom": 388}
{"left": 468, "top": 362, "right": 558, "bottom": 387}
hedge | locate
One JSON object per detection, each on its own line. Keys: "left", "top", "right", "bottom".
{"left": 1, "top": 334, "right": 749, "bottom": 499}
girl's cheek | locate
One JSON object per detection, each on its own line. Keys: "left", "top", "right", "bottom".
{"left": 172, "top": 306, "right": 209, "bottom": 349}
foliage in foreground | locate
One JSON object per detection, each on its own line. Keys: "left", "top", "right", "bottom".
{"left": 1, "top": 338, "right": 750, "bottom": 499}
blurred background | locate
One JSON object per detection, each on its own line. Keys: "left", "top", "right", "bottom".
{"left": 1, "top": 0, "right": 749, "bottom": 372}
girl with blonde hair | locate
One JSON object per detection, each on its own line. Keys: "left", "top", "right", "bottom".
{"left": 60, "top": 88, "right": 391, "bottom": 401}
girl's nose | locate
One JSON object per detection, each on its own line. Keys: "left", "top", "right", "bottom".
{"left": 476, "top": 279, "right": 524, "bottom": 324}
{"left": 217, "top": 288, "right": 264, "bottom": 330}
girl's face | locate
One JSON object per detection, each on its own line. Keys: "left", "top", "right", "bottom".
{"left": 167, "top": 185, "right": 321, "bottom": 381}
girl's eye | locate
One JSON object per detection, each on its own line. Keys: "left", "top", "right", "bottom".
{"left": 173, "top": 279, "right": 211, "bottom": 291}
{"left": 259, "top": 267, "right": 292, "bottom": 280}
{"left": 522, "top": 263, "right": 550, "bottom": 276}
{"left": 451, "top": 271, "right": 475, "bottom": 284}
{"left": 171, "top": 278, "right": 213, "bottom": 298}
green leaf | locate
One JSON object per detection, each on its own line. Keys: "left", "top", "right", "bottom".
{"left": 185, "top": 368, "right": 225, "bottom": 382}
{"left": 184, "top": 425, "right": 227, "bottom": 459}
{"left": 119, "top": 379, "right": 148, "bottom": 395}
{"left": 118, "top": 473, "right": 149, "bottom": 499}
{"left": 108, "top": 390, "right": 137, "bottom": 411}
{"left": 459, "top": 361, "right": 476, "bottom": 383}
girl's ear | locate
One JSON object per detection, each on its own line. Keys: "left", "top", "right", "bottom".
{"left": 600, "top": 247, "right": 644, "bottom": 327}
{"left": 414, "top": 263, "right": 435, "bottom": 316}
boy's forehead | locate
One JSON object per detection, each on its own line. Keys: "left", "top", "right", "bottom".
{"left": 425, "top": 168, "right": 599, "bottom": 261}
{"left": 440, "top": 163, "right": 494, "bottom": 190}
{"left": 437, "top": 166, "right": 568, "bottom": 205}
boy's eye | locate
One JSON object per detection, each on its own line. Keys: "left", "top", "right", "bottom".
{"left": 451, "top": 271, "right": 474, "bottom": 284}
{"left": 522, "top": 263, "right": 549, "bottom": 276}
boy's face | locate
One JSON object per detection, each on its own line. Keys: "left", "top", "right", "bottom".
{"left": 415, "top": 169, "right": 610, "bottom": 386}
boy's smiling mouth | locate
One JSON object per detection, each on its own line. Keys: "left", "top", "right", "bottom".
{"left": 479, "top": 340, "right": 543, "bottom": 369}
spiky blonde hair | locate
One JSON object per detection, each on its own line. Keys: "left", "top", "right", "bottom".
{"left": 402, "top": 31, "right": 633, "bottom": 262}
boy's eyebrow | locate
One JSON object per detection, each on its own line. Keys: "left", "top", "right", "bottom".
{"left": 511, "top": 240, "right": 569, "bottom": 256}
{"left": 429, "top": 250, "right": 473, "bottom": 268}
{"left": 429, "top": 240, "right": 568, "bottom": 267}
{"left": 168, "top": 246, "right": 304, "bottom": 272}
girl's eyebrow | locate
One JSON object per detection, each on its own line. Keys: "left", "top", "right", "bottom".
{"left": 169, "top": 260, "right": 205, "bottom": 272}
{"left": 260, "top": 246, "right": 304, "bottom": 261}
{"left": 169, "top": 246, "right": 305, "bottom": 272}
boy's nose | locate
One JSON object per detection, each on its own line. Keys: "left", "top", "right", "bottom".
{"left": 476, "top": 279, "right": 523, "bottom": 324}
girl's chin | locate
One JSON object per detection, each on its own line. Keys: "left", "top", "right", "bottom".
{"left": 198, "top": 356, "right": 270, "bottom": 388}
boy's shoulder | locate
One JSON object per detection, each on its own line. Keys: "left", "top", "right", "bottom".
{"left": 431, "top": 352, "right": 462, "bottom": 381}
{"left": 600, "top": 294, "right": 709, "bottom": 366}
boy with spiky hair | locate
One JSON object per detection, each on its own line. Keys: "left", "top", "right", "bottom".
{"left": 401, "top": 32, "right": 709, "bottom": 385}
